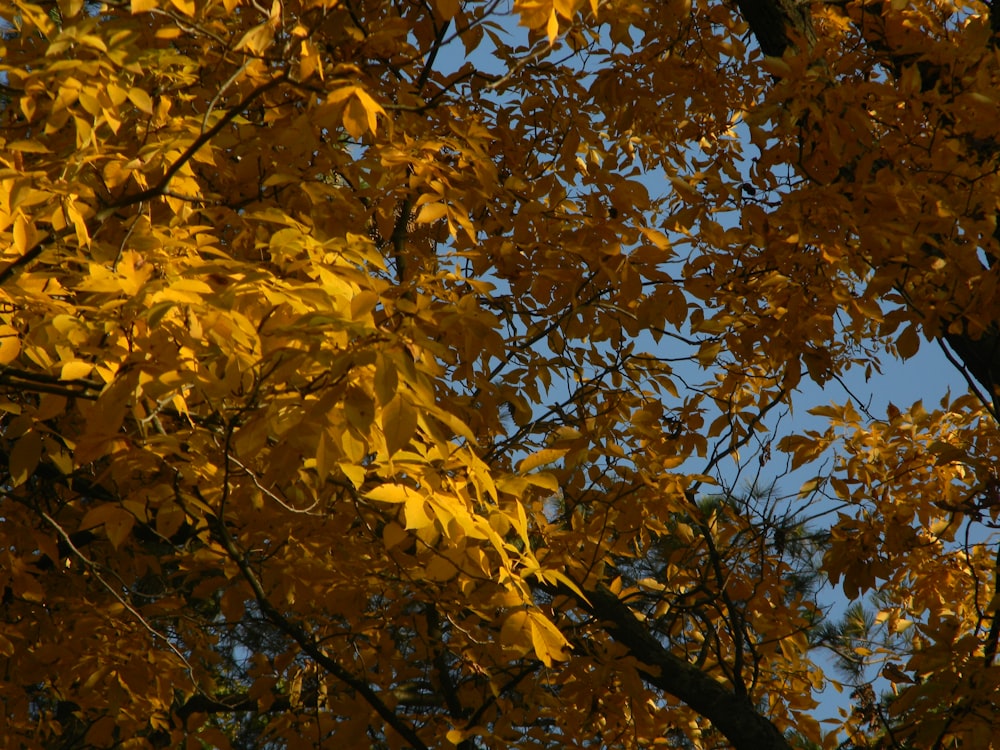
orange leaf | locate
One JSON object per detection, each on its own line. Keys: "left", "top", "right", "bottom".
{"left": 434, "top": 0, "right": 460, "bottom": 19}
{"left": 896, "top": 324, "right": 920, "bottom": 359}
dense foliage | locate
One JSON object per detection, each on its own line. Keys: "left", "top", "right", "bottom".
{"left": 3, "top": 0, "right": 1000, "bottom": 747}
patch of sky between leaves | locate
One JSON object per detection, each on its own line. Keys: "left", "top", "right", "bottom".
{"left": 423, "top": 2, "right": 966, "bottom": 734}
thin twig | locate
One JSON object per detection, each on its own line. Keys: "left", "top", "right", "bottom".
{"left": 938, "top": 337, "right": 1000, "bottom": 422}
{"left": 227, "top": 454, "right": 319, "bottom": 514}
{"left": 485, "top": 38, "right": 557, "bottom": 91}
{"left": 0, "top": 75, "right": 285, "bottom": 288}
{"left": 215, "top": 418, "right": 430, "bottom": 750}
{"left": 39, "top": 510, "right": 199, "bottom": 686}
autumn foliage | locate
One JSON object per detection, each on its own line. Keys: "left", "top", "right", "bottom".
{"left": 3, "top": 0, "right": 1000, "bottom": 747}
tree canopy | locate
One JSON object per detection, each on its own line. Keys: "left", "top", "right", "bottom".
{"left": 2, "top": 0, "right": 1000, "bottom": 747}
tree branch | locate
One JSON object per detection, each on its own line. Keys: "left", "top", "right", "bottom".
{"left": 0, "top": 75, "right": 284, "bottom": 288}
{"left": 734, "top": 0, "right": 815, "bottom": 57}
{"left": 543, "top": 580, "right": 793, "bottom": 750}
{"left": 213, "top": 419, "right": 430, "bottom": 750}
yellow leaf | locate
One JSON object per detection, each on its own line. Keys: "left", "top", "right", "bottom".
{"left": 350, "top": 290, "right": 379, "bottom": 321}
{"left": 80, "top": 503, "right": 123, "bottom": 530}
{"left": 314, "top": 430, "right": 332, "bottom": 481}
{"left": 425, "top": 555, "right": 458, "bottom": 580}
{"left": 84, "top": 717, "right": 117, "bottom": 746}
{"left": 74, "top": 116, "right": 93, "bottom": 148}
{"left": 546, "top": 10, "right": 559, "bottom": 43}
{"left": 382, "top": 521, "right": 409, "bottom": 549}
{"left": 128, "top": 88, "right": 154, "bottom": 114}
{"left": 798, "top": 477, "right": 820, "bottom": 497}
{"left": 674, "top": 522, "right": 694, "bottom": 543}
{"left": 416, "top": 203, "right": 448, "bottom": 224}
{"left": 338, "top": 461, "right": 366, "bottom": 487}
{"left": 528, "top": 611, "right": 570, "bottom": 666}
{"left": 518, "top": 447, "right": 569, "bottom": 473}
{"left": 236, "top": 23, "right": 275, "bottom": 54}
{"left": 891, "top": 618, "right": 913, "bottom": 634}
{"left": 155, "top": 503, "right": 187, "bottom": 539}
{"left": 537, "top": 569, "right": 590, "bottom": 603}
{"left": 373, "top": 353, "right": 399, "bottom": 406}
{"left": 761, "top": 56, "right": 792, "bottom": 77}
{"left": 345, "top": 390, "right": 374, "bottom": 432}
{"left": 12, "top": 214, "right": 30, "bottom": 253}
{"left": 697, "top": 339, "right": 722, "bottom": 365}
{"left": 553, "top": 0, "right": 577, "bottom": 19}
{"left": 326, "top": 86, "right": 358, "bottom": 105}
{"left": 10, "top": 431, "right": 42, "bottom": 487}
{"left": 523, "top": 472, "right": 559, "bottom": 492}
{"left": 339, "top": 88, "right": 384, "bottom": 139}
{"left": 382, "top": 395, "right": 417, "bottom": 456}
{"left": 0, "top": 325, "right": 20, "bottom": 365}
{"left": 60, "top": 360, "right": 93, "bottom": 380}
{"left": 353, "top": 89, "right": 385, "bottom": 133}
{"left": 20, "top": 96, "right": 36, "bottom": 122}
{"left": 404, "top": 493, "right": 434, "bottom": 530}
{"left": 171, "top": 278, "right": 215, "bottom": 294}
{"left": 80, "top": 504, "right": 135, "bottom": 549}
{"left": 11, "top": 567, "right": 45, "bottom": 602}
{"left": 298, "top": 39, "right": 323, "bottom": 81}
{"left": 500, "top": 610, "right": 533, "bottom": 655}
{"left": 5, "top": 141, "right": 51, "bottom": 153}
{"left": 64, "top": 198, "right": 90, "bottom": 247}
{"left": 446, "top": 729, "right": 485, "bottom": 745}
{"left": 60, "top": 0, "right": 86, "bottom": 17}
{"left": 342, "top": 96, "right": 368, "bottom": 139}
{"left": 365, "top": 483, "right": 421, "bottom": 504}
{"left": 639, "top": 226, "right": 671, "bottom": 249}
{"left": 77, "top": 34, "right": 108, "bottom": 52}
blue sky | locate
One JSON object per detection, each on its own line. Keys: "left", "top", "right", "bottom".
{"left": 423, "top": 1, "right": 972, "bottom": 733}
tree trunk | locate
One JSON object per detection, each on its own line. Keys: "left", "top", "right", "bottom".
{"left": 735, "top": 0, "right": 1000, "bottom": 409}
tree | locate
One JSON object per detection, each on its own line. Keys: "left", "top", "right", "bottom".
{"left": 1, "top": 0, "right": 999, "bottom": 746}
